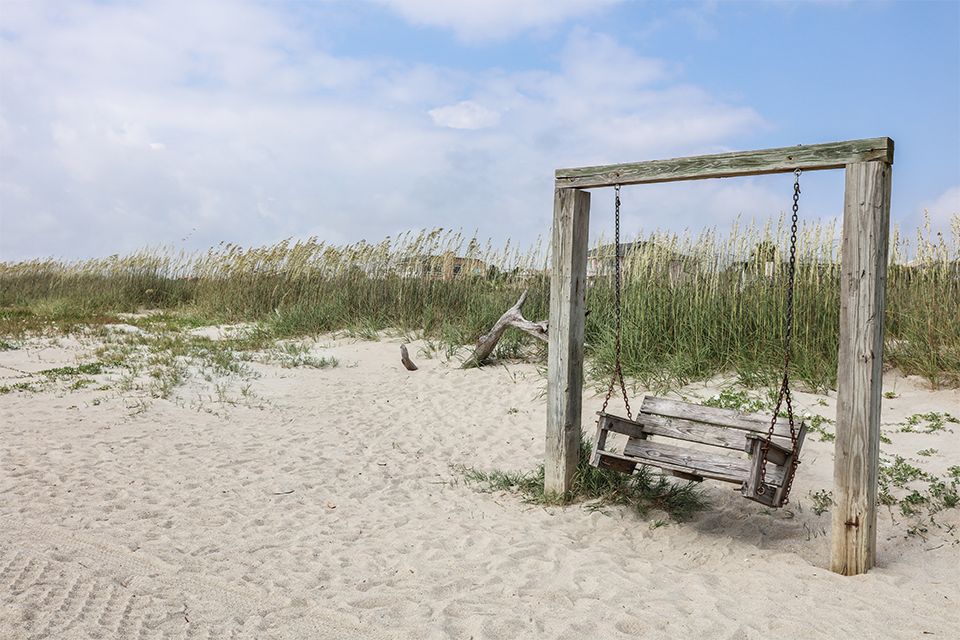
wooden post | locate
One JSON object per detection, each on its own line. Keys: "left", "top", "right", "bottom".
{"left": 831, "top": 160, "right": 892, "bottom": 575}
{"left": 546, "top": 188, "right": 590, "bottom": 495}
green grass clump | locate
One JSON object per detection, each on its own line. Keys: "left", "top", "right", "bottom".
{"left": 898, "top": 412, "right": 958, "bottom": 433}
{"left": 455, "top": 438, "right": 710, "bottom": 522}
{"left": 877, "top": 454, "right": 959, "bottom": 518}
{"left": 40, "top": 363, "right": 107, "bottom": 379}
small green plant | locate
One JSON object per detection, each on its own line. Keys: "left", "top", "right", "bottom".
{"left": 41, "top": 362, "right": 107, "bottom": 379}
{"left": 806, "top": 414, "right": 836, "bottom": 442}
{"left": 917, "top": 448, "right": 938, "bottom": 457}
{"left": 268, "top": 342, "right": 338, "bottom": 369}
{"left": 876, "top": 455, "right": 958, "bottom": 517}
{"left": 803, "top": 522, "right": 828, "bottom": 540}
{"left": 930, "top": 478, "right": 960, "bottom": 511}
{"left": 703, "top": 388, "right": 769, "bottom": 413}
{"left": 418, "top": 340, "right": 443, "bottom": 360}
{"left": 899, "top": 412, "right": 958, "bottom": 434}
{"left": 899, "top": 490, "right": 929, "bottom": 516}
{"left": 0, "top": 382, "right": 36, "bottom": 394}
{"left": 69, "top": 378, "right": 96, "bottom": 391}
{"left": 809, "top": 489, "right": 833, "bottom": 516}
{"left": 880, "top": 455, "right": 933, "bottom": 487}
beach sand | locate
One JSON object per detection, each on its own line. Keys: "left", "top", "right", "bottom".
{"left": 2, "top": 331, "right": 958, "bottom": 639}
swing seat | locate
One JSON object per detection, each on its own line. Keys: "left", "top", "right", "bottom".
{"left": 590, "top": 396, "right": 806, "bottom": 507}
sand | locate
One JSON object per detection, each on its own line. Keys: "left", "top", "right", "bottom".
{"left": 1, "top": 330, "right": 958, "bottom": 639}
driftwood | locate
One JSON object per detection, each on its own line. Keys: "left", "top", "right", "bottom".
{"left": 462, "top": 290, "right": 548, "bottom": 368}
{"left": 400, "top": 344, "right": 418, "bottom": 371}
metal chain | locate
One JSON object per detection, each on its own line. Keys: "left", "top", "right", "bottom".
{"left": 759, "top": 169, "right": 802, "bottom": 504}
{"left": 600, "top": 184, "right": 633, "bottom": 421}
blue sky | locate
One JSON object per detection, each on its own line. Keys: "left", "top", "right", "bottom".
{"left": 1, "top": 0, "right": 957, "bottom": 263}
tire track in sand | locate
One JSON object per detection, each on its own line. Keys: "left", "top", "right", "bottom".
{"left": 1, "top": 517, "right": 400, "bottom": 640}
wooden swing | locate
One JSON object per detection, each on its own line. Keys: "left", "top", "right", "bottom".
{"left": 589, "top": 174, "right": 806, "bottom": 508}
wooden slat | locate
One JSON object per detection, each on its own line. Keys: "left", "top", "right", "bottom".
{"left": 555, "top": 138, "right": 894, "bottom": 189}
{"left": 597, "top": 407, "right": 803, "bottom": 454}
{"left": 601, "top": 411, "right": 745, "bottom": 451}
{"left": 744, "top": 432, "right": 789, "bottom": 466}
{"left": 593, "top": 452, "right": 638, "bottom": 475}
{"left": 643, "top": 413, "right": 782, "bottom": 451}
{"left": 641, "top": 397, "right": 799, "bottom": 441}
{"left": 596, "top": 413, "right": 648, "bottom": 440}
{"left": 743, "top": 435, "right": 798, "bottom": 506}
{"left": 622, "top": 439, "right": 786, "bottom": 486}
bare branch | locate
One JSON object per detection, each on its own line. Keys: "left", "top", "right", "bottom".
{"left": 462, "top": 290, "right": 548, "bottom": 368}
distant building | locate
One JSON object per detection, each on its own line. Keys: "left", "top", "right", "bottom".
{"left": 402, "top": 251, "right": 485, "bottom": 281}
{"left": 587, "top": 241, "right": 698, "bottom": 286}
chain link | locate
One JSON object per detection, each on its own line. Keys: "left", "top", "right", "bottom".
{"left": 600, "top": 184, "right": 632, "bottom": 421}
{"left": 759, "top": 168, "right": 802, "bottom": 504}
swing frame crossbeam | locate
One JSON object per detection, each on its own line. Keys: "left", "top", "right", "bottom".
{"left": 547, "top": 137, "right": 893, "bottom": 576}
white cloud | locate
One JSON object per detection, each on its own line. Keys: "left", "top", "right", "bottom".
{"left": 0, "top": 3, "right": 778, "bottom": 262}
{"left": 917, "top": 185, "right": 960, "bottom": 231}
{"left": 428, "top": 101, "right": 500, "bottom": 129}
{"left": 372, "top": 0, "right": 624, "bottom": 43}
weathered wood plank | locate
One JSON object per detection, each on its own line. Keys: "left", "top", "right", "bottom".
{"left": 831, "top": 160, "right": 891, "bottom": 576}
{"left": 556, "top": 138, "right": 894, "bottom": 189}
{"left": 744, "top": 432, "right": 789, "bottom": 467}
{"left": 600, "top": 411, "right": 757, "bottom": 451}
{"left": 622, "top": 439, "right": 786, "bottom": 486}
{"left": 641, "top": 397, "right": 800, "bottom": 441}
{"left": 594, "top": 451, "right": 638, "bottom": 475}
{"left": 596, "top": 413, "right": 648, "bottom": 440}
{"left": 545, "top": 188, "right": 590, "bottom": 495}
{"left": 743, "top": 434, "right": 800, "bottom": 505}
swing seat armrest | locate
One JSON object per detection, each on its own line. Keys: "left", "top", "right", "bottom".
{"left": 744, "top": 432, "right": 793, "bottom": 466}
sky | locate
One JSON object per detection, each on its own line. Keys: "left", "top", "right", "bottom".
{"left": 1, "top": 0, "right": 958, "bottom": 263}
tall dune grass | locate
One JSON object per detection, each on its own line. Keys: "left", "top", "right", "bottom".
{"left": 1, "top": 215, "right": 958, "bottom": 389}
{"left": 585, "top": 216, "right": 847, "bottom": 392}
{"left": 0, "top": 229, "right": 551, "bottom": 349}
{"left": 886, "top": 214, "right": 960, "bottom": 387}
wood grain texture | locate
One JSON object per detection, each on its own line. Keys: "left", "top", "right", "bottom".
{"left": 463, "top": 290, "right": 548, "bottom": 368}
{"left": 641, "top": 397, "right": 799, "bottom": 440}
{"left": 620, "top": 439, "right": 786, "bottom": 486}
{"left": 830, "top": 160, "right": 891, "bottom": 576}
{"left": 545, "top": 188, "right": 590, "bottom": 495}
{"left": 601, "top": 412, "right": 758, "bottom": 451}
{"left": 556, "top": 138, "right": 894, "bottom": 189}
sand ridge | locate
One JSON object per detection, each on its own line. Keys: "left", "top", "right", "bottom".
{"left": 2, "top": 333, "right": 958, "bottom": 638}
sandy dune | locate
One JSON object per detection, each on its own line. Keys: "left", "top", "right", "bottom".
{"left": 1, "top": 332, "right": 958, "bottom": 639}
